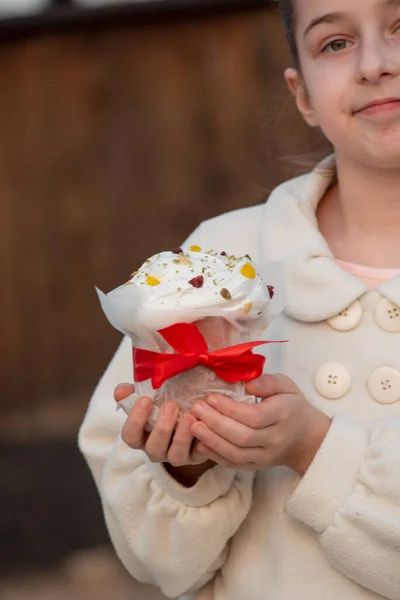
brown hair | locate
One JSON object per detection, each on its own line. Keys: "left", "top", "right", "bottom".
{"left": 279, "top": 0, "right": 335, "bottom": 171}
{"left": 280, "top": 0, "right": 300, "bottom": 69}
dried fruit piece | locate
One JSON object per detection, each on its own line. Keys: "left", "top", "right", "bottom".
{"left": 240, "top": 262, "right": 256, "bottom": 279}
{"left": 190, "top": 245, "right": 201, "bottom": 252}
{"left": 171, "top": 247, "right": 183, "bottom": 254}
{"left": 146, "top": 275, "right": 161, "bottom": 286}
{"left": 220, "top": 288, "right": 232, "bottom": 300}
{"left": 267, "top": 285, "right": 275, "bottom": 299}
{"left": 189, "top": 275, "right": 204, "bottom": 288}
{"left": 245, "top": 254, "right": 252, "bottom": 260}
{"left": 179, "top": 255, "right": 192, "bottom": 266}
{"left": 220, "top": 251, "right": 227, "bottom": 256}
{"left": 243, "top": 302, "right": 252, "bottom": 313}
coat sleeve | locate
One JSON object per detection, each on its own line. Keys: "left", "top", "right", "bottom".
{"left": 78, "top": 218, "right": 261, "bottom": 598}
{"left": 286, "top": 415, "right": 400, "bottom": 600}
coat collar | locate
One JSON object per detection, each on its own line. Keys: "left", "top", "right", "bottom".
{"left": 259, "top": 155, "right": 400, "bottom": 322}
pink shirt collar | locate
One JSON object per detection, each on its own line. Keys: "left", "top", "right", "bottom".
{"left": 336, "top": 259, "right": 400, "bottom": 281}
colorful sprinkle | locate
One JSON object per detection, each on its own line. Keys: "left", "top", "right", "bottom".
{"left": 146, "top": 275, "right": 161, "bottom": 286}
{"left": 240, "top": 262, "right": 256, "bottom": 279}
{"left": 189, "top": 275, "right": 204, "bottom": 288}
{"left": 243, "top": 302, "right": 252, "bottom": 313}
{"left": 179, "top": 255, "right": 192, "bottom": 266}
{"left": 190, "top": 245, "right": 201, "bottom": 252}
{"left": 220, "top": 288, "right": 232, "bottom": 300}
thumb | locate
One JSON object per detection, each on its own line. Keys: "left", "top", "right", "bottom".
{"left": 246, "top": 373, "right": 298, "bottom": 398}
{"left": 114, "top": 382, "right": 135, "bottom": 402}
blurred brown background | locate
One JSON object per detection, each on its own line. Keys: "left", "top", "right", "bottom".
{"left": 0, "top": 1, "right": 328, "bottom": 599}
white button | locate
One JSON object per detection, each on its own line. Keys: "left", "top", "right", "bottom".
{"left": 367, "top": 367, "right": 400, "bottom": 404}
{"left": 375, "top": 298, "right": 400, "bottom": 333}
{"left": 314, "top": 362, "right": 352, "bottom": 400}
{"left": 327, "top": 300, "right": 362, "bottom": 331}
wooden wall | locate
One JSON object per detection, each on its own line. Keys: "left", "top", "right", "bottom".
{"left": 0, "top": 3, "right": 333, "bottom": 589}
{"left": 0, "top": 6, "right": 327, "bottom": 432}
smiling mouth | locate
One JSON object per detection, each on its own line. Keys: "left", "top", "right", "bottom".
{"left": 355, "top": 99, "right": 400, "bottom": 115}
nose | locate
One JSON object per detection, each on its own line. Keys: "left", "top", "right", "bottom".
{"left": 356, "top": 35, "right": 400, "bottom": 84}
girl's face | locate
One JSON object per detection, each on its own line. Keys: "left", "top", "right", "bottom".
{"left": 286, "top": 0, "right": 400, "bottom": 169}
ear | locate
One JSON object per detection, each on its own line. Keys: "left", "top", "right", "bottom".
{"left": 284, "top": 68, "right": 319, "bottom": 127}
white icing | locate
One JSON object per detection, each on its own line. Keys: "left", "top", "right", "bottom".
{"left": 96, "top": 248, "right": 273, "bottom": 346}
{"left": 133, "top": 250, "right": 268, "bottom": 306}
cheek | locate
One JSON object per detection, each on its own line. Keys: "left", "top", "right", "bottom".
{"left": 306, "top": 73, "right": 350, "bottom": 136}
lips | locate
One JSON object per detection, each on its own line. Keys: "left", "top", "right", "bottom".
{"left": 356, "top": 98, "right": 400, "bottom": 113}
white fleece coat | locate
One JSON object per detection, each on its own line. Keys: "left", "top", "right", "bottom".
{"left": 79, "top": 156, "right": 400, "bottom": 600}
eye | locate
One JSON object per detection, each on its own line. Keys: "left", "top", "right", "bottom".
{"left": 321, "top": 39, "right": 352, "bottom": 53}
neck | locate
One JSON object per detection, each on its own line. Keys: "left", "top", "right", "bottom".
{"left": 317, "top": 154, "right": 400, "bottom": 268}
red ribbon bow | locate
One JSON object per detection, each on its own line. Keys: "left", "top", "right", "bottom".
{"left": 133, "top": 322, "right": 283, "bottom": 390}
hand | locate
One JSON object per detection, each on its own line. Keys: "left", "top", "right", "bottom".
{"left": 190, "top": 374, "right": 332, "bottom": 475}
{"left": 115, "top": 383, "right": 207, "bottom": 467}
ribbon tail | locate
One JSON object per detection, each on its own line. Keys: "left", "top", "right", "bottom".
{"left": 209, "top": 340, "right": 287, "bottom": 360}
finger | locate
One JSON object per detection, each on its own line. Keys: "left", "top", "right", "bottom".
{"left": 196, "top": 443, "right": 236, "bottom": 469}
{"left": 245, "top": 373, "right": 299, "bottom": 399}
{"left": 192, "top": 401, "right": 262, "bottom": 447}
{"left": 204, "top": 394, "right": 270, "bottom": 429}
{"left": 167, "top": 413, "right": 197, "bottom": 467}
{"left": 190, "top": 422, "right": 257, "bottom": 465}
{"left": 190, "top": 440, "right": 211, "bottom": 465}
{"left": 145, "top": 402, "right": 179, "bottom": 461}
{"left": 121, "top": 396, "right": 152, "bottom": 449}
{"left": 196, "top": 443, "right": 258, "bottom": 471}
{"left": 114, "top": 382, "right": 135, "bottom": 402}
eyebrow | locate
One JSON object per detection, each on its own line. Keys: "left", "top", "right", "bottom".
{"left": 303, "top": 12, "right": 346, "bottom": 39}
{"left": 304, "top": 0, "right": 400, "bottom": 39}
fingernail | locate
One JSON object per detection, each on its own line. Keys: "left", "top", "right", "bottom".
{"left": 162, "top": 402, "right": 178, "bottom": 416}
{"left": 207, "top": 395, "right": 219, "bottom": 407}
{"left": 192, "top": 422, "right": 205, "bottom": 433}
{"left": 115, "top": 382, "right": 132, "bottom": 391}
{"left": 138, "top": 397, "right": 151, "bottom": 410}
{"left": 193, "top": 402, "right": 205, "bottom": 415}
{"left": 250, "top": 378, "right": 261, "bottom": 389}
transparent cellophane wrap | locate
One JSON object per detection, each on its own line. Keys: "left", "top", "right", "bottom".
{"left": 121, "top": 316, "right": 266, "bottom": 430}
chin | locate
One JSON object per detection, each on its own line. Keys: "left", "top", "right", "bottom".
{"left": 331, "top": 119, "right": 400, "bottom": 168}
{"left": 342, "top": 142, "right": 400, "bottom": 171}
{"left": 364, "top": 147, "right": 400, "bottom": 169}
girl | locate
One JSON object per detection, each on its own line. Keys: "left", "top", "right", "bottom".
{"left": 79, "top": 1, "right": 400, "bottom": 598}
